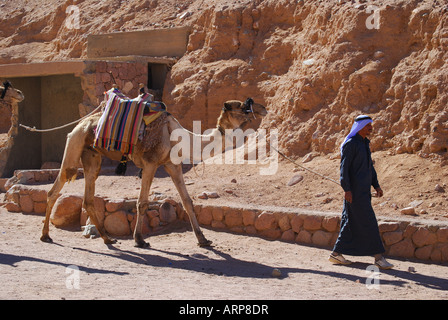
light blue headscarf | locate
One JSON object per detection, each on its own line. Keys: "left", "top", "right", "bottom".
{"left": 340, "top": 115, "right": 372, "bottom": 156}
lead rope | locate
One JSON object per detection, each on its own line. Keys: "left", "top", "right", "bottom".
{"left": 19, "top": 104, "right": 103, "bottom": 133}
{"left": 268, "top": 140, "right": 341, "bottom": 186}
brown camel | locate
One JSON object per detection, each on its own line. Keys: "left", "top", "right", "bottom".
{"left": 0, "top": 81, "right": 25, "bottom": 176}
{"left": 41, "top": 95, "right": 267, "bottom": 248}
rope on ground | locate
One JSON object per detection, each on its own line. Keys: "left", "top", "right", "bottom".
{"left": 19, "top": 104, "right": 103, "bottom": 133}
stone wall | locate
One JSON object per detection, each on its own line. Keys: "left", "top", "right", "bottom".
{"left": 80, "top": 60, "right": 149, "bottom": 116}
{"left": 192, "top": 204, "right": 448, "bottom": 263}
{"left": 2, "top": 173, "right": 448, "bottom": 263}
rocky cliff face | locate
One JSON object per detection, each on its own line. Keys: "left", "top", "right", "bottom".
{"left": 164, "top": 0, "right": 448, "bottom": 158}
{"left": 1, "top": 0, "right": 447, "bottom": 158}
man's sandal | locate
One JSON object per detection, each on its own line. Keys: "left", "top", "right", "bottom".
{"left": 329, "top": 253, "right": 353, "bottom": 265}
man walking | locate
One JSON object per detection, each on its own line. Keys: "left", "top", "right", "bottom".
{"left": 329, "top": 115, "right": 394, "bottom": 270}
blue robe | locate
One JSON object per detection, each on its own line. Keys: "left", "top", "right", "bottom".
{"left": 332, "top": 133, "right": 385, "bottom": 256}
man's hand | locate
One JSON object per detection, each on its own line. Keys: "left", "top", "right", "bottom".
{"left": 344, "top": 191, "right": 352, "bottom": 203}
{"left": 375, "top": 187, "right": 383, "bottom": 198}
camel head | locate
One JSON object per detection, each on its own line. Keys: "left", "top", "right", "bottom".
{"left": 217, "top": 98, "right": 267, "bottom": 131}
{"left": 0, "top": 81, "right": 25, "bottom": 103}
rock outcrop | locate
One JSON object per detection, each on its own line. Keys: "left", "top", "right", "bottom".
{"left": 0, "top": 0, "right": 447, "bottom": 159}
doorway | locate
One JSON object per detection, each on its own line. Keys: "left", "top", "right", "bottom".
{"left": 2, "top": 74, "right": 82, "bottom": 176}
{"left": 147, "top": 63, "right": 168, "bottom": 101}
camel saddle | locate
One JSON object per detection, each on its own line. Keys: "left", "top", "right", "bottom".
{"left": 94, "top": 88, "right": 166, "bottom": 155}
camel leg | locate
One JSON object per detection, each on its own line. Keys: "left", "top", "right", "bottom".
{"left": 81, "top": 148, "right": 115, "bottom": 244}
{"left": 134, "top": 163, "right": 157, "bottom": 248}
{"left": 163, "top": 163, "right": 212, "bottom": 247}
{"left": 41, "top": 129, "right": 85, "bottom": 243}
{"left": 40, "top": 170, "right": 70, "bottom": 242}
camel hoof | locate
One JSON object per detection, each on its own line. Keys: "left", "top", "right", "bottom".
{"left": 103, "top": 238, "right": 117, "bottom": 245}
{"left": 198, "top": 240, "right": 213, "bottom": 247}
{"left": 40, "top": 235, "right": 53, "bottom": 243}
{"left": 134, "top": 241, "right": 150, "bottom": 248}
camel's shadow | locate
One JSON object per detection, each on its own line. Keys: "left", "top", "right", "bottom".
{"left": 71, "top": 242, "right": 409, "bottom": 287}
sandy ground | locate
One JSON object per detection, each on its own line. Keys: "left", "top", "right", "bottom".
{"left": 1, "top": 152, "right": 448, "bottom": 302}
{"left": 1, "top": 205, "right": 448, "bottom": 301}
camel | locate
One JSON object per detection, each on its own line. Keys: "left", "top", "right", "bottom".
{"left": 40, "top": 93, "right": 267, "bottom": 248}
{"left": 0, "top": 81, "right": 25, "bottom": 176}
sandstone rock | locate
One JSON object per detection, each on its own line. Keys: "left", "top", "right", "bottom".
{"left": 278, "top": 214, "right": 291, "bottom": 231}
{"left": 322, "top": 216, "right": 339, "bottom": 232}
{"left": 212, "top": 207, "right": 224, "bottom": 221}
{"left": 436, "top": 227, "right": 448, "bottom": 243}
{"left": 290, "top": 215, "right": 304, "bottom": 233}
{"left": 198, "top": 207, "right": 213, "bottom": 225}
{"left": 303, "top": 215, "right": 322, "bottom": 231}
{"left": 104, "top": 210, "right": 130, "bottom": 236}
{"left": 149, "top": 216, "right": 160, "bottom": 228}
{"left": 259, "top": 229, "right": 282, "bottom": 240}
{"left": 382, "top": 231, "right": 403, "bottom": 246}
{"left": 50, "top": 194, "right": 83, "bottom": 227}
{"left": 389, "top": 239, "right": 415, "bottom": 259}
{"left": 205, "top": 191, "right": 219, "bottom": 198}
{"left": 400, "top": 207, "right": 416, "bottom": 216}
{"left": 224, "top": 211, "right": 242, "bottom": 228}
{"left": 312, "top": 230, "right": 333, "bottom": 247}
{"left": 287, "top": 174, "right": 303, "bottom": 186}
{"left": 4, "top": 202, "right": 20, "bottom": 212}
{"left": 408, "top": 200, "right": 424, "bottom": 208}
{"left": 34, "top": 201, "right": 47, "bottom": 214}
{"left": 242, "top": 210, "right": 257, "bottom": 226}
{"left": 197, "top": 191, "right": 220, "bottom": 199}
{"left": 281, "top": 229, "right": 296, "bottom": 242}
{"left": 105, "top": 199, "right": 125, "bottom": 212}
{"left": 254, "top": 211, "right": 276, "bottom": 231}
{"left": 29, "top": 188, "right": 47, "bottom": 202}
{"left": 378, "top": 222, "right": 399, "bottom": 233}
{"left": 415, "top": 245, "right": 433, "bottom": 261}
{"left": 412, "top": 227, "right": 437, "bottom": 247}
{"left": 19, "top": 194, "right": 33, "bottom": 213}
{"left": 211, "top": 220, "right": 226, "bottom": 229}
{"left": 296, "top": 230, "right": 312, "bottom": 244}
{"left": 159, "top": 201, "right": 177, "bottom": 223}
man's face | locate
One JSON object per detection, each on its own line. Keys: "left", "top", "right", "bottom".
{"left": 358, "top": 122, "right": 373, "bottom": 138}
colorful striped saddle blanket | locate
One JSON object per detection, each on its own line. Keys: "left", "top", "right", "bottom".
{"left": 94, "top": 88, "right": 166, "bottom": 155}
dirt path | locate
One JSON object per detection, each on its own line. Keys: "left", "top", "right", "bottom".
{"left": 1, "top": 207, "right": 447, "bottom": 301}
